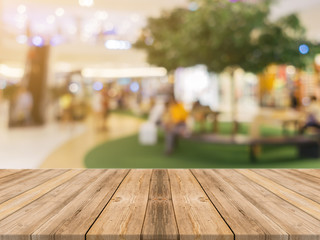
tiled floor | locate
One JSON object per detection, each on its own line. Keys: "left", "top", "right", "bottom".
{"left": 0, "top": 123, "right": 86, "bottom": 169}
{"left": 0, "top": 113, "right": 144, "bottom": 169}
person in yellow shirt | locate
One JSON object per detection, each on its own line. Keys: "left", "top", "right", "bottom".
{"left": 163, "top": 96, "right": 189, "bottom": 155}
{"left": 300, "top": 96, "right": 320, "bottom": 134}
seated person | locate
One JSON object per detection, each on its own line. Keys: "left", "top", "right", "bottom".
{"left": 191, "top": 100, "right": 207, "bottom": 132}
{"left": 300, "top": 96, "right": 320, "bottom": 134}
{"left": 163, "top": 97, "right": 189, "bottom": 155}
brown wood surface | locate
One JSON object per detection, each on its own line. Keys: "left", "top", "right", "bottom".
{"left": 0, "top": 169, "right": 320, "bottom": 240}
{"left": 141, "top": 170, "right": 178, "bottom": 240}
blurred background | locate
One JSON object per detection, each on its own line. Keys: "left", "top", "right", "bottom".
{"left": 1, "top": 0, "right": 320, "bottom": 169}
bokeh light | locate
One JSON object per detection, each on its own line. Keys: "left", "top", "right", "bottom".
{"left": 130, "top": 82, "right": 140, "bottom": 92}
{"left": 79, "top": 0, "right": 94, "bottom": 7}
{"left": 32, "top": 36, "right": 45, "bottom": 47}
{"left": 17, "top": 5, "right": 26, "bottom": 14}
{"left": 105, "top": 40, "right": 131, "bottom": 50}
{"left": 299, "top": 44, "right": 309, "bottom": 55}
{"left": 55, "top": 8, "right": 65, "bottom": 17}
{"left": 93, "top": 82, "right": 104, "bottom": 91}
{"left": 69, "top": 82, "right": 80, "bottom": 93}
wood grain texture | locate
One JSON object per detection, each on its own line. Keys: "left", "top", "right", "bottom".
{"left": 0, "top": 170, "right": 96, "bottom": 240}
{"left": 0, "top": 170, "right": 23, "bottom": 180}
{"left": 191, "top": 169, "right": 288, "bottom": 240}
{"left": 0, "top": 169, "right": 68, "bottom": 204}
{"left": 87, "top": 169, "right": 153, "bottom": 240}
{"left": 168, "top": 169, "right": 233, "bottom": 240}
{"left": 252, "top": 169, "right": 320, "bottom": 204}
{"left": 295, "top": 169, "right": 320, "bottom": 179}
{"left": 142, "top": 170, "right": 179, "bottom": 240}
{"left": 237, "top": 169, "right": 320, "bottom": 221}
{"left": 0, "top": 169, "right": 320, "bottom": 240}
{"left": 0, "top": 169, "right": 36, "bottom": 185}
{"left": 32, "top": 169, "right": 129, "bottom": 240}
{"left": 0, "top": 169, "right": 82, "bottom": 222}
{"left": 222, "top": 169, "right": 320, "bottom": 239}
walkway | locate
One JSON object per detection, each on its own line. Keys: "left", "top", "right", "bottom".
{"left": 40, "top": 114, "right": 144, "bottom": 168}
{"left": 0, "top": 122, "right": 85, "bottom": 169}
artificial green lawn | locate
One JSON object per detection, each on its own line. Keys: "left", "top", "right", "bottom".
{"left": 84, "top": 122, "right": 320, "bottom": 168}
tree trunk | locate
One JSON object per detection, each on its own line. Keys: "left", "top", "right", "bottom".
{"left": 230, "top": 69, "right": 238, "bottom": 136}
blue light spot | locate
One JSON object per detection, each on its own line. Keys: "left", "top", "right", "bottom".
{"left": 299, "top": 44, "right": 309, "bottom": 55}
{"left": 130, "top": 82, "right": 140, "bottom": 92}
{"left": 93, "top": 82, "right": 103, "bottom": 91}
{"left": 32, "top": 36, "right": 45, "bottom": 47}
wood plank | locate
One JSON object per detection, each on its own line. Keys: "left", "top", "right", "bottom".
{"left": 32, "top": 169, "right": 130, "bottom": 240}
{"left": 191, "top": 169, "right": 288, "bottom": 240}
{"left": 0, "top": 169, "right": 82, "bottom": 221}
{"left": 0, "top": 169, "right": 68, "bottom": 204}
{"left": 168, "top": 169, "right": 233, "bottom": 240}
{"left": 218, "top": 169, "right": 320, "bottom": 239}
{"left": 87, "top": 169, "right": 152, "bottom": 240}
{"left": 0, "top": 169, "right": 36, "bottom": 185}
{"left": 237, "top": 169, "right": 320, "bottom": 221}
{"left": 0, "top": 170, "right": 104, "bottom": 240}
{"left": 273, "top": 169, "right": 320, "bottom": 186}
{"left": 295, "top": 169, "right": 320, "bottom": 179}
{"left": 142, "top": 170, "right": 179, "bottom": 240}
{"left": 0, "top": 170, "right": 23, "bottom": 179}
{"left": 252, "top": 169, "right": 320, "bottom": 204}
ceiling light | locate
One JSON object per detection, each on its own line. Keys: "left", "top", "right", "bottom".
{"left": 55, "top": 8, "right": 65, "bottom": 17}
{"left": 105, "top": 40, "right": 131, "bottom": 50}
{"left": 0, "top": 65, "right": 24, "bottom": 78}
{"left": 17, "top": 5, "right": 26, "bottom": 14}
{"left": 79, "top": 0, "right": 94, "bottom": 7}
{"left": 82, "top": 67, "right": 168, "bottom": 78}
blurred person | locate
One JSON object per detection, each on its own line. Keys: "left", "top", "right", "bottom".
{"left": 59, "top": 93, "right": 73, "bottom": 126}
{"left": 100, "top": 88, "right": 110, "bottom": 131}
{"left": 163, "top": 96, "right": 189, "bottom": 155}
{"left": 191, "top": 100, "right": 206, "bottom": 132}
{"left": 300, "top": 96, "right": 320, "bottom": 134}
{"left": 290, "top": 91, "right": 299, "bottom": 110}
{"left": 12, "top": 86, "right": 33, "bottom": 126}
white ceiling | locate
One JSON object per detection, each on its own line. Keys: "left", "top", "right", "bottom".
{"left": 2, "top": 0, "right": 188, "bottom": 17}
{"left": 0, "top": 0, "right": 319, "bottom": 72}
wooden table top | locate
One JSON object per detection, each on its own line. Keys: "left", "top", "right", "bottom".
{"left": 0, "top": 169, "right": 320, "bottom": 240}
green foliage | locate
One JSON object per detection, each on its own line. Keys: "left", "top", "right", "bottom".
{"left": 135, "top": 0, "right": 319, "bottom": 73}
{"left": 135, "top": 8, "right": 190, "bottom": 72}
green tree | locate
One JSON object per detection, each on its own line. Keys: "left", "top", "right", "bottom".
{"left": 135, "top": 0, "right": 320, "bottom": 133}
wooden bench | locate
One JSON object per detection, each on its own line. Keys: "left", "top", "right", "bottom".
{"left": 187, "top": 134, "right": 320, "bottom": 162}
{"left": 1, "top": 169, "right": 320, "bottom": 240}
